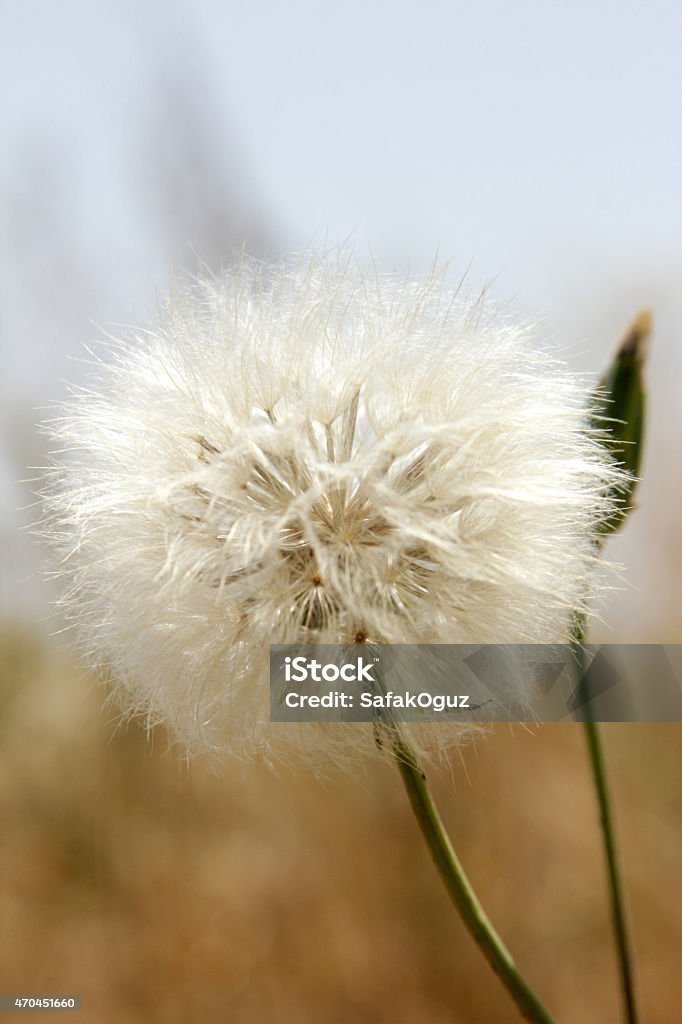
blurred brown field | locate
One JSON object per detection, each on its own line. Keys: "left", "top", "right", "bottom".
{"left": 0, "top": 625, "right": 680, "bottom": 1024}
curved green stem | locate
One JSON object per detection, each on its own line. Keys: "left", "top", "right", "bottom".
{"left": 582, "top": 719, "right": 638, "bottom": 1024}
{"left": 390, "top": 726, "right": 558, "bottom": 1024}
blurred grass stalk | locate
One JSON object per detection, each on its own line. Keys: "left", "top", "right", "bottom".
{"left": 577, "top": 309, "right": 652, "bottom": 1024}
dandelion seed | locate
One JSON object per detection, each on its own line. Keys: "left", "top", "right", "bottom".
{"left": 40, "top": 248, "right": 624, "bottom": 766}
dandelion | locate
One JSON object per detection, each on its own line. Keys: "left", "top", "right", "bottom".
{"left": 41, "top": 248, "right": 621, "bottom": 765}
{"left": 39, "top": 247, "right": 633, "bottom": 1024}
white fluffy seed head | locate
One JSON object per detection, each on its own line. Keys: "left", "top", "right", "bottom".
{"left": 40, "top": 249, "right": 624, "bottom": 767}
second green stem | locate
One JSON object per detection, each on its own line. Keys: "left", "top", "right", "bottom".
{"left": 583, "top": 718, "right": 638, "bottom": 1024}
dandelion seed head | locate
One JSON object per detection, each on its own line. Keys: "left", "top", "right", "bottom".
{"left": 40, "top": 249, "right": 624, "bottom": 767}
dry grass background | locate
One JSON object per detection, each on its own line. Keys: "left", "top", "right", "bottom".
{"left": 0, "top": 625, "right": 680, "bottom": 1023}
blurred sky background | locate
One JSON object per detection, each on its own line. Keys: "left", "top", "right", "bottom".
{"left": 1, "top": 0, "right": 681, "bottom": 637}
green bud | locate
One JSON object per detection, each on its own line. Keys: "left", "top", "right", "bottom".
{"left": 593, "top": 309, "right": 650, "bottom": 536}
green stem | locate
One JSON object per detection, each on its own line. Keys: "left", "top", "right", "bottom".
{"left": 391, "top": 726, "right": 558, "bottom": 1024}
{"left": 582, "top": 719, "right": 638, "bottom": 1024}
{"left": 572, "top": 624, "right": 638, "bottom": 1024}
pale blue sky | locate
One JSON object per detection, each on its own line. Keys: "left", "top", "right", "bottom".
{"left": 2, "top": 0, "right": 679, "bottom": 376}
{"left": 1, "top": 0, "right": 681, "bottom": 629}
